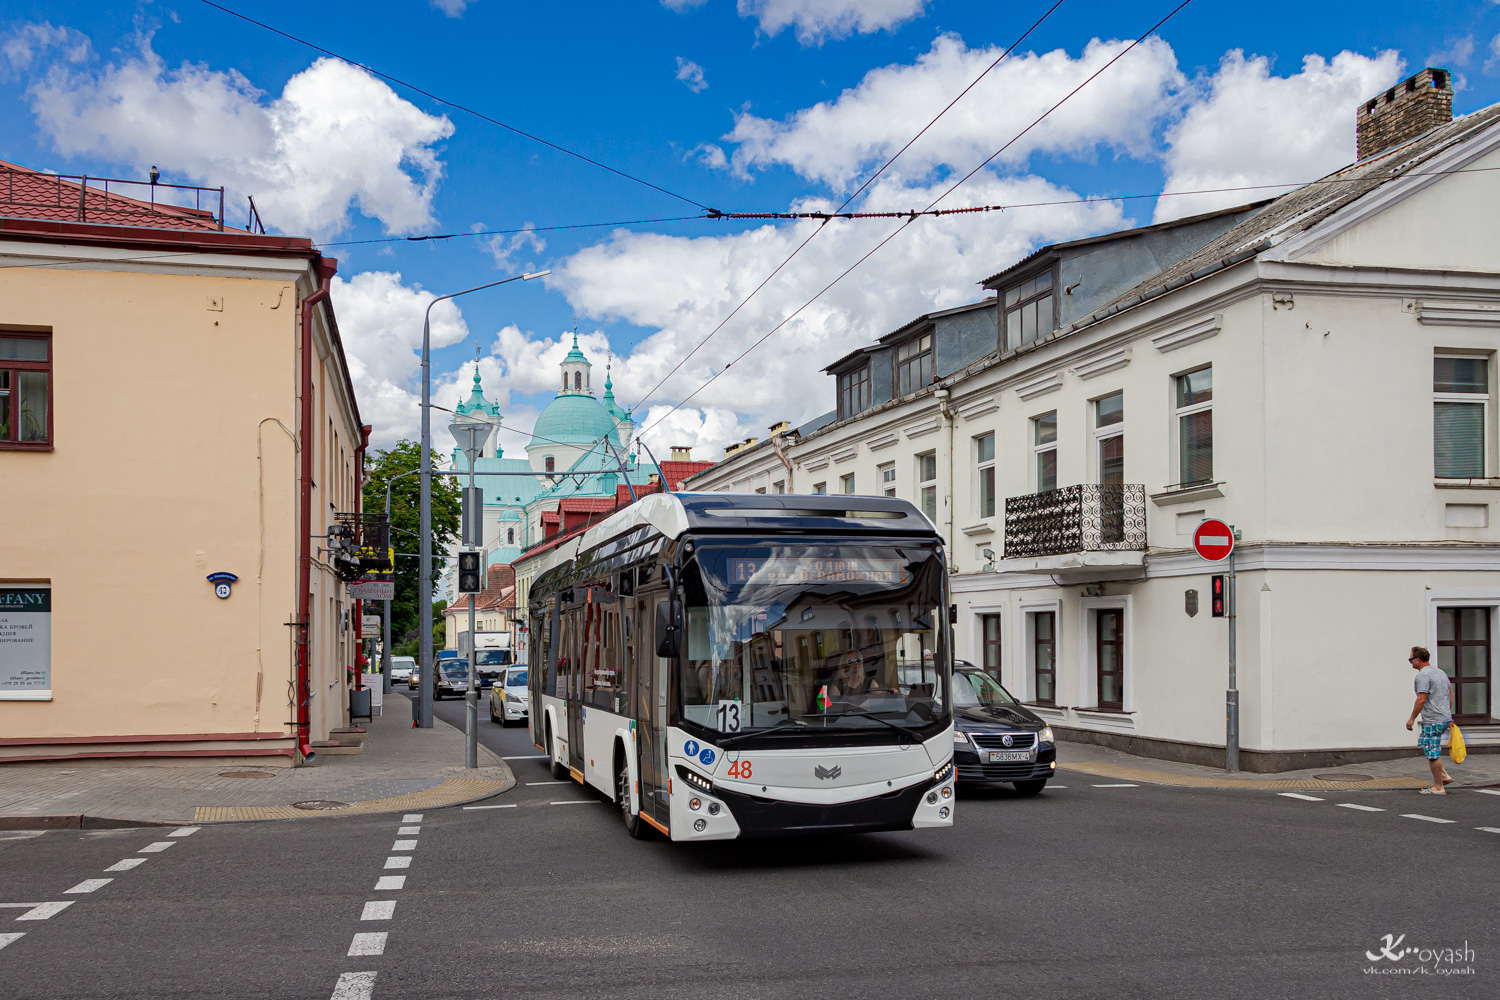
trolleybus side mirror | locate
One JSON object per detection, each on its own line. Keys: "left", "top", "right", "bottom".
{"left": 656, "top": 600, "right": 683, "bottom": 658}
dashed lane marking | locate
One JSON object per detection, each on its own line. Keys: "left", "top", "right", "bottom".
{"left": 0, "top": 933, "right": 23, "bottom": 950}
{"left": 527, "top": 781, "right": 568, "bottom": 786}
{"left": 504, "top": 755, "right": 547, "bottom": 760}
{"left": 1477, "top": 827, "right": 1500, "bottom": 834}
{"left": 138, "top": 842, "right": 174, "bottom": 853}
{"left": 347, "top": 932, "right": 387, "bottom": 957}
{"left": 374, "top": 876, "right": 405, "bottom": 891}
{"left": 402, "top": 814, "right": 423, "bottom": 822}
{"left": 1278, "top": 793, "right": 1325, "bottom": 802}
{"left": 1091, "top": 783, "right": 1139, "bottom": 788}
{"left": 16, "top": 902, "right": 72, "bottom": 921}
{"left": 104, "top": 858, "right": 147, "bottom": 872}
{"left": 64, "top": 879, "right": 113, "bottom": 894}
{"left": 383, "top": 856, "right": 412, "bottom": 870}
{"left": 360, "top": 901, "right": 396, "bottom": 921}
{"left": 167, "top": 827, "right": 200, "bottom": 838}
{"left": 549, "top": 800, "right": 601, "bottom": 806}
{"left": 1401, "top": 813, "right": 1456, "bottom": 824}
{"left": 1474, "top": 789, "right": 1500, "bottom": 797}
{"left": 1336, "top": 803, "right": 1384, "bottom": 812}
{"left": 0, "top": 832, "right": 46, "bottom": 842}
{"left": 330, "top": 970, "right": 377, "bottom": 999}
{"left": 397, "top": 826, "right": 421, "bottom": 835}
{"left": 391, "top": 840, "right": 418, "bottom": 851}
{"left": 464, "top": 804, "right": 517, "bottom": 810}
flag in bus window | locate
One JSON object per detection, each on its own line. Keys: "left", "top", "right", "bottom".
{"left": 816, "top": 685, "right": 831, "bottom": 711}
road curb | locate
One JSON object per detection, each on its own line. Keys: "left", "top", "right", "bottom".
{"left": 0, "top": 813, "right": 184, "bottom": 830}
{"left": 191, "top": 769, "right": 517, "bottom": 823}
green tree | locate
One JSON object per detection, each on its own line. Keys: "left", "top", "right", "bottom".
{"left": 363, "top": 440, "right": 461, "bottom": 648}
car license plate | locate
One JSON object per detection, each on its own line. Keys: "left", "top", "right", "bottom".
{"left": 988, "top": 750, "right": 1030, "bottom": 763}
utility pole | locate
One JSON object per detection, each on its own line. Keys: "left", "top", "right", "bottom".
{"left": 1225, "top": 527, "right": 1240, "bottom": 773}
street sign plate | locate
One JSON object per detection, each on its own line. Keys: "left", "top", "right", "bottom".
{"left": 361, "top": 615, "right": 380, "bottom": 638}
{"left": 350, "top": 580, "right": 395, "bottom": 600}
{"left": 1192, "top": 518, "right": 1235, "bottom": 562}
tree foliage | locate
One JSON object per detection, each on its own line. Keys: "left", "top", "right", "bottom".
{"left": 363, "top": 440, "right": 461, "bottom": 646}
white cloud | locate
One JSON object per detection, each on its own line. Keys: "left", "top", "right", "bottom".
{"left": 1154, "top": 49, "right": 1402, "bottom": 222}
{"left": 633, "top": 405, "right": 748, "bottom": 461}
{"left": 1427, "top": 36, "right": 1474, "bottom": 68}
{"left": 431, "top": 0, "right": 472, "bottom": 15}
{"left": 739, "top": 0, "right": 928, "bottom": 45}
{"left": 675, "top": 56, "right": 708, "bottom": 93}
{"left": 475, "top": 224, "right": 546, "bottom": 271}
{"left": 726, "top": 34, "right": 1184, "bottom": 188}
{"left": 1, "top": 22, "right": 89, "bottom": 78}
{"left": 661, "top": 0, "right": 710, "bottom": 9}
{"left": 13, "top": 26, "right": 453, "bottom": 238}
{"left": 493, "top": 326, "right": 617, "bottom": 397}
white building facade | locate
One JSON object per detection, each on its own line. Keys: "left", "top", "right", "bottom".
{"left": 688, "top": 75, "right": 1500, "bottom": 770}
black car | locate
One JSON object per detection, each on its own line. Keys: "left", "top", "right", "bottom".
{"left": 951, "top": 663, "right": 1056, "bottom": 794}
{"left": 433, "top": 658, "right": 470, "bottom": 700}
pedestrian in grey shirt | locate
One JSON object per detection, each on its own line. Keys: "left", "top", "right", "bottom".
{"left": 1405, "top": 646, "right": 1453, "bottom": 794}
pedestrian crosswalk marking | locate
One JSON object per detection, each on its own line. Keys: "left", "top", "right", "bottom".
{"left": 1278, "top": 793, "right": 1324, "bottom": 801}
{"left": 1476, "top": 827, "right": 1500, "bottom": 834}
{"left": 104, "top": 858, "right": 147, "bottom": 872}
{"left": 16, "top": 902, "right": 72, "bottom": 921}
{"left": 360, "top": 901, "right": 396, "bottom": 921}
{"left": 64, "top": 879, "right": 113, "bottom": 894}
{"left": 331, "top": 970, "right": 377, "bottom": 998}
{"left": 167, "top": 827, "right": 200, "bottom": 838}
{"left": 1401, "top": 813, "right": 1455, "bottom": 824}
{"left": 347, "top": 932, "right": 387, "bottom": 957}
{"left": 383, "top": 856, "right": 412, "bottom": 869}
{"left": 1091, "top": 783, "right": 1139, "bottom": 788}
{"left": 1335, "top": 803, "right": 1384, "bottom": 812}
{"left": 138, "top": 842, "right": 174, "bottom": 853}
{"left": 1474, "top": 789, "right": 1500, "bottom": 798}
{"left": 0, "top": 933, "right": 23, "bottom": 951}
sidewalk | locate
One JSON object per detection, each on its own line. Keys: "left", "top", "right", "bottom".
{"left": 0, "top": 691, "right": 513, "bottom": 826}
{"left": 1056, "top": 738, "right": 1500, "bottom": 790}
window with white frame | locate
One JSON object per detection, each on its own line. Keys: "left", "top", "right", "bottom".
{"left": 975, "top": 432, "right": 996, "bottom": 517}
{"left": 879, "top": 462, "right": 896, "bottom": 497}
{"left": 1175, "top": 366, "right": 1212, "bottom": 486}
{"left": 772, "top": 480, "right": 786, "bottom": 494}
{"left": 1033, "top": 412, "right": 1057, "bottom": 493}
{"left": 840, "top": 473, "right": 856, "bottom": 495}
{"left": 916, "top": 452, "right": 937, "bottom": 519}
{"left": 813, "top": 481, "right": 827, "bottom": 494}
{"left": 1095, "top": 391, "right": 1123, "bottom": 486}
{"left": 1435, "top": 354, "right": 1490, "bottom": 479}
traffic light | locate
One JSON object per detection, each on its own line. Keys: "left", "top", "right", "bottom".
{"left": 458, "top": 551, "right": 482, "bottom": 594}
{"left": 1211, "top": 574, "right": 1226, "bottom": 617}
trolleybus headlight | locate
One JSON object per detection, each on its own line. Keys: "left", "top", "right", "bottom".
{"left": 939, "top": 806, "right": 950, "bottom": 819}
{"left": 932, "top": 760, "right": 954, "bottom": 784}
{"left": 677, "top": 765, "right": 714, "bottom": 794}
{"left": 1039, "top": 726, "right": 1054, "bottom": 744}
{"left": 707, "top": 802, "right": 721, "bottom": 816}
{"left": 693, "top": 819, "right": 707, "bottom": 832}
{"left": 926, "top": 791, "right": 938, "bottom": 805}
{"left": 941, "top": 785, "right": 952, "bottom": 800}
{"left": 689, "top": 797, "right": 701, "bottom": 811}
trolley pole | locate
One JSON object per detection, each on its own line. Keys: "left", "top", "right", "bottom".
{"left": 1225, "top": 528, "right": 1240, "bottom": 774}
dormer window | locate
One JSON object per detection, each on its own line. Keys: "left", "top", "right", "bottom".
{"left": 1002, "top": 269, "right": 1056, "bottom": 352}
{"left": 894, "top": 333, "right": 934, "bottom": 397}
{"left": 838, "top": 365, "right": 871, "bottom": 419}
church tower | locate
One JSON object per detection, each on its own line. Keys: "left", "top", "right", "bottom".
{"left": 559, "top": 333, "right": 593, "bottom": 396}
{"left": 454, "top": 359, "right": 503, "bottom": 460}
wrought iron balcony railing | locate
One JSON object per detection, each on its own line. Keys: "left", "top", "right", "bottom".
{"left": 1003, "top": 484, "right": 1147, "bottom": 560}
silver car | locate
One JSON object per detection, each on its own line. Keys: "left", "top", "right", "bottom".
{"left": 488, "top": 665, "right": 529, "bottom": 726}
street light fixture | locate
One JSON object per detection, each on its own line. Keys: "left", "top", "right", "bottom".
{"left": 449, "top": 414, "right": 496, "bottom": 769}
{"left": 418, "top": 269, "right": 549, "bottom": 730}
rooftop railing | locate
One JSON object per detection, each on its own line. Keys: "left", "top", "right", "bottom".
{"left": 1, "top": 167, "right": 227, "bottom": 231}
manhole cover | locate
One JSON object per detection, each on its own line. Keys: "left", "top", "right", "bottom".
{"left": 219, "top": 771, "right": 274, "bottom": 779}
{"left": 1314, "top": 773, "right": 1372, "bottom": 782}
{"left": 292, "top": 800, "right": 350, "bottom": 810}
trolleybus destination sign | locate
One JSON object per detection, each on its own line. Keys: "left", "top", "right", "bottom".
{"left": 729, "top": 558, "right": 910, "bottom": 586}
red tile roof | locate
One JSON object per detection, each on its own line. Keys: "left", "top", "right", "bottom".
{"left": 1, "top": 161, "right": 238, "bottom": 233}
{"left": 559, "top": 497, "right": 618, "bottom": 513}
{"left": 658, "top": 460, "right": 715, "bottom": 490}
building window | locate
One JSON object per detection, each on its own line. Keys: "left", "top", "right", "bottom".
{"left": 1002, "top": 270, "right": 1055, "bottom": 351}
{"left": 544, "top": 455, "right": 555, "bottom": 474}
{"left": 838, "top": 365, "right": 871, "bottom": 419}
{"left": 981, "top": 614, "right": 1002, "bottom": 680}
{"left": 879, "top": 462, "right": 896, "bottom": 497}
{"left": 1033, "top": 412, "right": 1057, "bottom": 493}
{"left": 840, "top": 473, "right": 856, "bottom": 495}
{"left": 1438, "top": 607, "right": 1491, "bottom": 723}
{"left": 573, "top": 371, "right": 582, "bottom": 391}
{"left": 916, "top": 452, "right": 937, "bottom": 520}
{"left": 0, "top": 334, "right": 51, "bottom": 447}
{"left": 894, "top": 333, "right": 934, "bottom": 397}
{"left": 813, "top": 482, "right": 827, "bottom": 494}
{"left": 1034, "top": 611, "right": 1055, "bottom": 705}
{"left": 1175, "top": 367, "right": 1213, "bottom": 486}
{"left": 1435, "top": 355, "right": 1489, "bottom": 479}
{"left": 1096, "top": 608, "right": 1124, "bottom": 711}
{"left": 1095, "top": 392, "right": 1123, "bottom": 486}
{"left": 772, "top": 480, "right": 785, "bottom": 493}
{"left": 507, "top": 528, "right": 515, "bottom": 544}
{"left": 976, "top": 433, "right": 995, "bottom": 517}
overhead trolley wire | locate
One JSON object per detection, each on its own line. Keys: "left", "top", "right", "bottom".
{"left": 625, "top": 0, "right": 1070, "bottom": 414}
{"left": 637, "top": 0, "right": 1196, "bottom": 438}
{"left": 194, "top": 0, "right": 715, "bottom": 212}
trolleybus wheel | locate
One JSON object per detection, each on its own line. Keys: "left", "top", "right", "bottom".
{"left": 618, "top": 763, "right": 647, "bottom": 839}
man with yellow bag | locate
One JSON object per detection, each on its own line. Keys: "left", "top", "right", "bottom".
{"left": 1405, "top": 646, "right": 1454, "bottom": 795}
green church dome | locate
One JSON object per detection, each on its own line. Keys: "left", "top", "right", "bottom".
{"left": 528, "top": 393, "right": 621, "bottom": 450}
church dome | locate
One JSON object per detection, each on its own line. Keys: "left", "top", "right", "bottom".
{"left": 528, "top": 393, "right": 621, "bottom": 450}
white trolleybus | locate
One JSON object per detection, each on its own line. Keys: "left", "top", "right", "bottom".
{"left": 527, "top": 492, "right": 955, "bottom": 841}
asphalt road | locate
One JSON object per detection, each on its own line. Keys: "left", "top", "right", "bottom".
{"left": 3, "top": 690, "right": 1495, "bottom": 999}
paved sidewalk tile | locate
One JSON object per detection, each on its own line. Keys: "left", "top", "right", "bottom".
{"left": 0, "top": 692, "right": 512, "bottom": 824}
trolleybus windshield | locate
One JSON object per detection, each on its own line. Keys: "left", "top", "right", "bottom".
{"left": 677, "top": 540, "right": 949, "bottom": 743}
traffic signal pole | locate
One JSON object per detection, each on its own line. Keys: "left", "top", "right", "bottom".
{"left": 1225, "top": 528, "right": 1239, "bottom": 774}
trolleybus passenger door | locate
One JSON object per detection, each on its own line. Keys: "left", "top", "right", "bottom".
{"left": 567, "top": 596, "right": 589, "bottom": 777}
{"left": 638, "top": 593, "right": 671, "bottom": 827}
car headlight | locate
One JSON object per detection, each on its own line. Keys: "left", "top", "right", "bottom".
{"left": 952, "top": 729, "right": 970, "bottom": 745}
{"left": 506, "top": 693, "right": 522, "bottom": 704}
{"left": 1039, "top": 726, "right": 1054, "bottom": 745}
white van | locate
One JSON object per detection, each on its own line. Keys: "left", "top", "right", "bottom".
{"left": 389, "top": 656, "right": 417, "bottom": 682}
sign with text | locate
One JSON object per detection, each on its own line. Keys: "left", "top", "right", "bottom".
{"left": 728, "top": 557, "right": 910, "bottom": 587}
{"left": 350, "top": 579, "right": 395, "bottom": 601}
{"left": 0, "top": 587, "right": 51, "bottom": 700}
{"left": 1192, "top": 519, "right": 1235, "bottom": 562}
{"left": 361, "top": 615, "right": 381, "bottom": 638}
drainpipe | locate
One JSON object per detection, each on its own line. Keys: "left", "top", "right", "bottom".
{"left": 770, "top": 433, "right": 794, "bottom": 493}
{"left": 352, "top": 424, "right": 371, "bottom": 699}
{"left": 295, "top": 256, "right": 338, "bottom": 762}
{"left": 935, "top": 388, "right": 957, "bottom": 573}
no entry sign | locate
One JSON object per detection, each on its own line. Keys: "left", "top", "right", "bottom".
{"left": 1193, "top": 518, "right": 1235, "bottom": 561}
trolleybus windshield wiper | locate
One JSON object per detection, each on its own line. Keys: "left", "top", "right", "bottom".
{"left": 717, "top": 718, "right": 808, "bottom": 748}
{"left": 797, "top": 710, "right": 923, "bottom": 740}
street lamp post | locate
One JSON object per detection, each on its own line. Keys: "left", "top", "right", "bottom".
{"left": 450, "top": 417, "right": 495, "bottom": 769}
{"left": 418, "top": 270, "right": 548, "bottom": 729}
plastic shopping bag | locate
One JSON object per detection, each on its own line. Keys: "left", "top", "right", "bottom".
{"left": 1450, "top": 723, "right": 1468, "bottom": 764}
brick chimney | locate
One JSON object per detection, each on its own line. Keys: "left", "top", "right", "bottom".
{"left": 670, "top": 445, "right": 692, "bottom": 461}
{"left": 1356, "top": 67, "right": 1453, "bottom": 160}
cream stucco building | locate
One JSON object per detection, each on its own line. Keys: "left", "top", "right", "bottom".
{"left": 0, "top": 162, "right": 366, "bottom": 764}
{"left": 688, "top": 71, "right": 1500, "bottom": 770}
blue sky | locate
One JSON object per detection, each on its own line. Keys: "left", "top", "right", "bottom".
{"left": 3, "top": 0, "right": 1497, "bottom": 454}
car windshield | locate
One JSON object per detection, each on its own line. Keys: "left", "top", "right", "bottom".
{"left": 474, "top": 650, "right": 509, "bottom": 666}
{"left": 677, "top": 540, "right": 948, "bottom": 737}
{"left": 953, "top": 670, "right": 1019, "bottom": 708}
{"left": 506, "top": 668, "right": 528, "bottom": 687}
{"left": 439, "top": 660, "right": 468, "bottom": 678}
